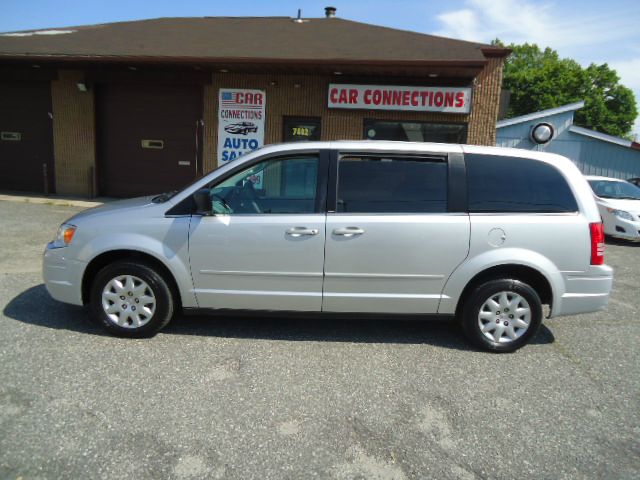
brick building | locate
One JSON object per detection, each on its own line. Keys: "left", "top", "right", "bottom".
{"left": 0, "top": 8, "right": 510, "bottom": 197}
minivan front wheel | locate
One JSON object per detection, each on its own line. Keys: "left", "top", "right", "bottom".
{"left": 90, "top": 261, "right": 175, "bottom": 337}
{"left": 461, "top": 279, "right": 542, "bottom": 352}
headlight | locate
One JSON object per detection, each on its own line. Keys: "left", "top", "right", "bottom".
{"left": 607, "top": 208, "right": 634, "bottom": 221}
{"left": 51, "top": 224, "right": 77, "bottom": 248}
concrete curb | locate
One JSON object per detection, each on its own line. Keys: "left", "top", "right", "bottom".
{"left": 0, "top": 193, "right": 108, "bottom": 208}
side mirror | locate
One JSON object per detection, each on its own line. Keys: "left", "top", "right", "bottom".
{"left": 193, "top": 188, "right": 212, "bottom": 216}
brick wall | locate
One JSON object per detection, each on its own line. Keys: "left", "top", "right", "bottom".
{"left": 51, "top": 57, "right": 505, "bottom": 194}
{"left": 51, "top": 70, "right": 96, "bottom": 196}
{"left": 203, "top": 63, "right": 504, "bottom": 170}
{"left": 467, "top": 57, "right": 505, "bottom": 145}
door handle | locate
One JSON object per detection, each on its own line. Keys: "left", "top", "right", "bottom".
{"left": 286, "top": 227, "right": 319, "bottom": 237}
{"left": 333, "top": 227, "right": 365, "bottom": 237}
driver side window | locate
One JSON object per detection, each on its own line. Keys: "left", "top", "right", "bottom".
{"left": 210, "top": 155, "right": 319, "bottom": 214}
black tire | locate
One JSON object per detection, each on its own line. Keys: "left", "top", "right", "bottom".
{"left": 89, "top": 261, "right": 175, "bottom": 338}
{"left": 461, "top": 279, "right": 542, "bottom": 353}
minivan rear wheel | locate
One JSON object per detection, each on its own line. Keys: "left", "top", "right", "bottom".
{"left": 90, "top": 261, "right": 175, "bottom": 337}
{"left": 461, "top": 279, "right": 542, "bottom": 352}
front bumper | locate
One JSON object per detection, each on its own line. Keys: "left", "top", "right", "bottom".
{"left": 551, "top": 265, "right": 614, "bottom": 317}
{"left": 607, "top": 217, "right": 640, "bottom": 242}
{"left": 42, "top": 243, "right": 86, "bottom": 306}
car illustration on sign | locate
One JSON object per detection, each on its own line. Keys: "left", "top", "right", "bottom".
{"left": 224, "top": 122, "right": 258, "bottom": 135}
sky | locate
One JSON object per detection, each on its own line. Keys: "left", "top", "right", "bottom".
{"left": 2, "top": 0, "right": 640, "bottom": 137}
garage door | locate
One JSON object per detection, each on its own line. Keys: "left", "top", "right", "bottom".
{"left": 0, "top": 81, "right": 54, "bottom": 193}
{"left": 97, "top": 83, "right": 203, "bottom": 197}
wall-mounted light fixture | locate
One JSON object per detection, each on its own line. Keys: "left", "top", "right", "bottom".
{"left": 76, "top": 82, "right": 88, "bottom": 92}
{"left": 220, "top": 69, "right": 229, "bottom": 73}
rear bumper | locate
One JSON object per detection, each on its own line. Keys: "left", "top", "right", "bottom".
{"left": 551, "top": 265, "right": 613, "bottom": 317}
{"left": 42, "top": 243, "right": 86, "bottom": 306}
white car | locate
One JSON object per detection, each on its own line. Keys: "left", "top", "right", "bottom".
{"left": 586, "top": 175, "right": 640, "bottom": 241}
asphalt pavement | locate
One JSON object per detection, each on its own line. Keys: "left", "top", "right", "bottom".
{"left": 0, "top": 199, "right": 638, "bottom": 479}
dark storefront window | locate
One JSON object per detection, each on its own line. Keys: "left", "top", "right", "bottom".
{"left": 283, "top": 116, "right": 322, "bottom": 142}
{"left": 364, "top": 120, "right": 467, "bottom": 143}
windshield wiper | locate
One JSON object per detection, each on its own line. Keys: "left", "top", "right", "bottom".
{"left": 152, "top": 191, "right": 177, "bottom": 203}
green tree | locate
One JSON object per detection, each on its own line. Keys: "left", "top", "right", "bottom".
{"left": 493, "top": 40, "right": 637, "bottom": 138}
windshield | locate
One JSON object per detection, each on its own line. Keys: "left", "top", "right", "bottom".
{"left": 588, "top": 180, "right": 640, "bottom": 200}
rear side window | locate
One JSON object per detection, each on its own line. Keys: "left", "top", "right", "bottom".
{"left": 337, "top": 156, "right": 447, "bottom": 213}
{"left": 466, "top": 154, "right": 578, "bottom": 213}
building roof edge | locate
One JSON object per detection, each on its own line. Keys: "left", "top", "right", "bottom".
{"left": 569, "top": 125, "right": 640, "bottom": 151}
{"left": 496, "top": 101, "right": 585, "bottom": 128}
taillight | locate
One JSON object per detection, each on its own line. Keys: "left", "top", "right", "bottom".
{"left": 589, "top": 222, "right": 605, "bottom": 265}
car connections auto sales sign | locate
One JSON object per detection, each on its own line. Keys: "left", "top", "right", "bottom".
{"left": 328, "top": 84, "right": 472, "bottom": 114}
{"left": 217, "top": 89, "right": 266, "bottom": 164}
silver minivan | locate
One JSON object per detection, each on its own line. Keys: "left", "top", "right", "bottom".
{"left": 43, "top": 141, "right": 613, "bottom": 352}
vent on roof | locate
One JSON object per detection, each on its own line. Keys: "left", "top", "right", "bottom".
{"left": 292, "top": 8, "right": 309, "bottom": 23}
{"left": 325, "top": 6, "right": 337, "bottom": 18}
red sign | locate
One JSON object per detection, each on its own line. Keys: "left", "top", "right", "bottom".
{"left": 328, "top": 84, "right": 472, "bottom": 114}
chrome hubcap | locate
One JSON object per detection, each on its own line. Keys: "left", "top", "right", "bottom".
{"left": 478, "top": 291, "right": 531, "bottom": 344}
{"left": 101, "top": 275, "right": 156, "bottom": 328}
